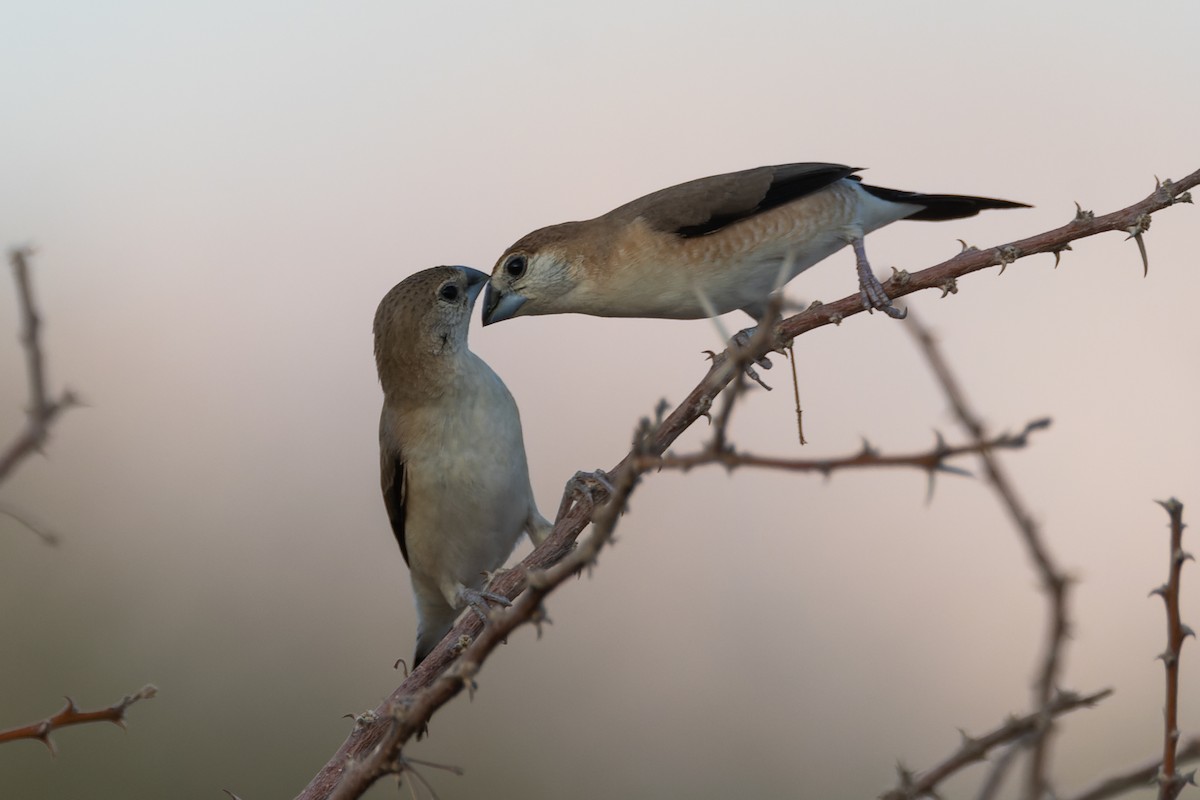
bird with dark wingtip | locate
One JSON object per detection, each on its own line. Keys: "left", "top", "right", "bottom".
{"left": 482, "top": 162, "right": 1028, "bottom": 325}
{"left": 374, "top": 266, "right": 551, "bottom": 667}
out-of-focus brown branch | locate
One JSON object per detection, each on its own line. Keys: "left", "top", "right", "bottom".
{"left": 639, "top": 417, "right": 1050, "bottom": 488}
{"left": 0, "top": 505, "right": 60, "bottom": 546}
{"left": 880, "top": 688, "right": 1113, "bottom": 800}
{"left": 0, "top": 247, "right": 78, "bottom": 487}
{"left": 0, "top": 685, "right": 157, "bottom": 753}
{"left": 298, "top": 170, "right": 1196, "bottom": 800}
{"left": 906, "top": 312, "right": 1071, "bottom": 799}
{"left": 1153, "top": 498, "right": 1191, "bottom": 800}
{"left": 976, "top": 740, "right": 1028, "bottom": 800}
{"left": 1062, "top": 737, "right": 1200, "bottom": 800}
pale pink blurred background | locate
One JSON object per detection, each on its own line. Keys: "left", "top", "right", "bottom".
{"left": 1, "top": 2, "right": 1198, "bottom": 798}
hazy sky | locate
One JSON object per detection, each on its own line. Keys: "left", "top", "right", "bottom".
{"left": 1, "top": 2, "right": 1198, "bottom": 798}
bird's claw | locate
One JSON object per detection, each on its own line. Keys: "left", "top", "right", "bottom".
{"left": 852, "top": 237, "right": 907, "bottom": 319}
{"left": 731, "top": 327, "right": 775, "bottom": 369}
{"left": 743, "top": 365, "right": 772, "bottom": 391}
{"left": 566, "top": 469, "right": 614, "bottom": 510}
{"left": 730, "top": 326, "right": 777, "bottom": 389}
{"left": 458, "top": 587, "right": 511, "bottom": 624}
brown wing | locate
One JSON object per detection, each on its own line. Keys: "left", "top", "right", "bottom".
{"left": 380, "top": 444, "right": 409, "bottom": 565}
{"left": 609, "top": 162, "right": 859, "bottom": 238}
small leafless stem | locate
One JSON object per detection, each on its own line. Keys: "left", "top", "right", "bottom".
{"left": 0, "top": 247, "right": 78, "bottom": 486}
{"left": 1062, "top": 737, "right": 1200, "bottom": 800}
{"left": 975, "top": 739, "right": 1028, "bottom": 800}
{"left": 639, "top": 417, "right": 1049, "bottom": 485}
{"left": 0, "top": 685, "right": 157, "bottom": 753}
{"left": 0, "top": 504, "right": 60, "bottom": 546}
{"left": 1153, "top": 498, "right": 1191, "bottom": 800}
{"left": 880, "top": 689, "right": 1113, "bottom": 800}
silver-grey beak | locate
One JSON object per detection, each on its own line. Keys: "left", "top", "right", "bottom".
{"left": 460, "top": 267, "right": 489, "bottom": 306}
{"left": 482, "top": 282, "right": 527, "bottom": 326}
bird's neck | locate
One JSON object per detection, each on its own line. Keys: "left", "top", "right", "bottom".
{"left": 379, "top": 346, "right": 475, "bottom": 406}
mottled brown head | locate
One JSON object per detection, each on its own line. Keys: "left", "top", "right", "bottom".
{"left": 374, "top": 266, "right": 488, "bottom": 393}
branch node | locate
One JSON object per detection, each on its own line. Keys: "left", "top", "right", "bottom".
{"left": 994, "top": 245, "right": 1020, "bottom": 275}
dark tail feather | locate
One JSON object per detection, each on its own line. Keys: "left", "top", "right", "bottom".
{"left": 860, "top": 183, "right": 1030, "bottom": 221}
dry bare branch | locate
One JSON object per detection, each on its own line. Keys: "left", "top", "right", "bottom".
{"left": 297, "top": 168, "right": 1197, "bottom": 800}
{"left": 1063, "top": 737, "right": 1200, "bottom": 800}
{"left": 0, "top": 504, "right": 60, "bottom": 546}
{"left": 639, "top": 417, "right": 1050, "bottom": 488}
{"left": 0, "top": 247, "right": 78, "bottom": 486}
{"left": 880, "top": 688, "right": 1113, "bottom": 800}
{"left": 0, "top": 685, "right": 157, "bottom": 753}
{"left": 975, "top": 740, "right": 1027, "bottom": 800}
{"left": 906, "top": 312, "right": 1071, "bottom": 798}
{"left": 1152, "top": 498, "right": 1192, "bottom": 800}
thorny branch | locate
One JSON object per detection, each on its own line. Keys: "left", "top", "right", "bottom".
{"left": 1153, "top": 498, "right": 1191, "bottom": 800}
{"left": 880, "top": 688, "right": 1113, "bottom": 800}
{"left": 0, "top": 686, "right": 157, "bottom": 753}
{"left": 638, "top": 417, "right": 1051, "bottom": 493}
{"left": 1063, "top": 737, "right": 1200, "bottom": 800}
{"left": 297, "top": 169, "right": 1198, "bottom": 799}
{"left": 0, "top": 247, "right": 78, "bottom": 487}
{"left": 906, "top": 312, "right": 1071, "bottom": 799}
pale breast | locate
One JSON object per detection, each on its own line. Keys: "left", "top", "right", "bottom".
{"left": 396, "top": 360, "right": 534, "bottom": 589}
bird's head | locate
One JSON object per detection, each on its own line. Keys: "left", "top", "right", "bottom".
{"left": 482, "top": 223, "right": 587, "bottom": 325}
{"left": 374, "top": 266, "right": 488, "bottom": 382}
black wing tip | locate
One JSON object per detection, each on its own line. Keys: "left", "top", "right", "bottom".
{"left": 860, "top": 183, "right": 1031, "bottom": 220}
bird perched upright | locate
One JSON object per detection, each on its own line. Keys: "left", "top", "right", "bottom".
{"left": 374, "top": 265, "right": 551, "bottom": 667}
{"left": 482, "top": 162, "right": 1027, "bottom": 325}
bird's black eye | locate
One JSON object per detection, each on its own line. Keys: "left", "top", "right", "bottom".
{"left": 439, "top": 283, "right": 459, "bottom": 302}
{"left": 505, "top": 254, "right": 527, "bottom": 279}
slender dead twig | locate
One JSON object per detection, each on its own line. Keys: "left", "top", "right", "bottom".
{"left": 0, "top": 685, "right": 157, "bottom": 753}
{"left": 880, "top": 689, "right": 1113, "bottom": 800}
{"left": 0, "top": 247, "right": 78, "bottom": 486}
{"left": 906, "top": 312, "right": 1071, "bottom": 799}
{"left": 976, "top": 740, "right": 1029, "bottom": 800}
{"left": 0, "top": 504, "right": 60, "bottom": 546}
{"left": 1062, "top": 737, "right": 1200, "bottom": 800}
{"left": 640, "top": 417, "right": 1050, "bottom": 489}
{"left": 297, "top": 169, "right": 1198, "bottom": 800}
{"left": 1153, "top": 498, "right": 1191, "bottom": 800}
